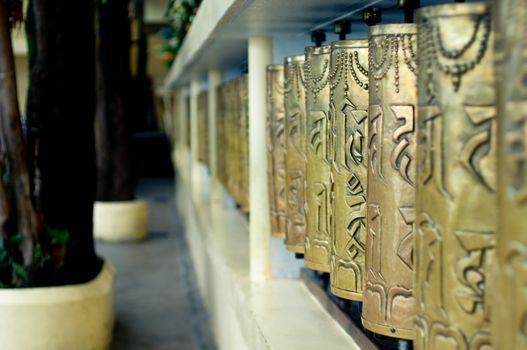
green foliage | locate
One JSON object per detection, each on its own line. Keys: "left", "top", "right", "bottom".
{"left": 0, "top": 226, "right": 69, "bottom": 288}
{"left": 162, "top": 0, "right": 202, "bottom": 63}
{"left": 47, "top": 227, "right": 70, "bottom": 246}
{"left": 11, "top": 263, "right": 29, "bottom": 284}
{"left": 9, "top": 232, "right": 22, "bottom": 244}
{"left": 0, "top": 236, "right": 49, "bottom": 288}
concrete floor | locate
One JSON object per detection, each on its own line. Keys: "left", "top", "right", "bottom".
{"left": 97, "top": 178, "right": 216, "bottom": 350}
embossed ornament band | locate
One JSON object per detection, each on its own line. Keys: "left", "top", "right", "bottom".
{"left": 266, "top": 65, "right": 287, "bottom": 239}
{"left": 493, "top": 0, "right": 527, "bottom": 349}
{"left": 329, "top": 39, "right": 369, "bottom": 301}
{"left": 284, "top": 55, "right": 307, "bottom": 253}
{"left": 362, "top": 23, "right": 417, "bottom": 340}
{"left": 304, "top": 45, "right": 332, "bottom": 272}
{"left": 415, "top": 3, "right": 495, "bottom": 350}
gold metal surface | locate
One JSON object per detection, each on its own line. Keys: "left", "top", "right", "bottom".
{"left": 233, "top": 79, "right": 242, "bottom": 204}
{"left": 304, "top": 45, "right": 332, "bottom": 272}
{"left": 266, "top": 65, "right": 287, "bottom": 239}
{"left": 284, "top": 55, "right": 307, "bottom": 253}
{"left": 198, "top": 91, "right": 209, "bottom": 166}
{"left": 362, "top": 24, "right": 417, "bottom": 339}
{"left": 329, "top": 40, "right": 369, "bottom": 300}
{"left": 186, "top": 96, "right": 191, "bottom": 148}
{"left": 224, "top": 81, "right": 234, "bottom": 199}
{"left": 231, "top": 79, "right": 241, "bottom": 204}
{"left": 226, "top": 79, "right": 240, "bottom": 202}
{"left": 415, "top": 3, "right": 495, "bottom": 349}
{"left": 217, "top": 84, "right": 227, "bottom": 187}
{"left": 239, "top": 75, "right": 250, "bottom": 212}
{"left": 493, "top": 1, "right": 527, "bottom": 349}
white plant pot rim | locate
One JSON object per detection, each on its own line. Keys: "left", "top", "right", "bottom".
{"left": 0, "top": 260, "right": 115, "bottom": 350}
{"left": 0, "top": 260, "right": 114, "bottom": 302}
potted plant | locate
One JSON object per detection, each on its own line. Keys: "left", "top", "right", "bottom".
{"left": 0, "top": 0, "right": 115, "bottom": 348}
{"left": 93, "top": 0, "right": 149, "bottom": 241}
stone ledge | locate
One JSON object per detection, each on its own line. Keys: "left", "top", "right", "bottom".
{"left": 175, "top": 155, "right": 367, "bottom": 349}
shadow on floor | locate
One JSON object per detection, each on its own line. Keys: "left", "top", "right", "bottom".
{"left": 97, "top": 178, "right": 216, "bottom": 350}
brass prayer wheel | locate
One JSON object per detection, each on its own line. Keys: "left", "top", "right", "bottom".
{"left": 493, "top": 1, "right": 527, "bottom": 349}
{"left": 329, "top": 40, "right": 369, "bottom": 300}
{"left": 226, "top": 80, "right": 240, "bottom": 201}
{"left": 362, "top": 24, "right": 417, "bottom": 339}
{"left": 266, "top": 65, "right": 287, "bottom": 239}
{"left": 231, "top": 79, "right": 241, "bottom": 204}
{"left": 415, "top": 3, "right": 495, "bottom": 349}
{"left": 225, "top": 81, "right": 236, "bottom": 199}
{"left": 304, "top": 45, "right": 332, "bottom": 272}
{"left": 239, "top": 75, "right": 250, "bottom": 212}
{"left": 186, "top": 95, "right": 191, "bottom": 148}
{"left": 198, "top": 90, "right": 209, "bottom": 166}
{"left": 217, "top": 84, "right": 227, "bottom": 187}
{"left": 284, "top": 55, "right": 307, "bottom": 253}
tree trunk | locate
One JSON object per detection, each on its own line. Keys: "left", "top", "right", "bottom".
{"left": 27, "top": 0, "right": 99, "bottom": 284}
{"left": 95, "top": 0, "right": 134, "bottom": 202}
{"left": 0, "top": 0, "right": 42, "bottom": 286}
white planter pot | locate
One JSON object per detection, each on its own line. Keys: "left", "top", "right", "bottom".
{"left": 0, "top": 261, "right": 115, "bottom": 350}
{"left": 94, "top": 200, "right": 149, "bottom": 241}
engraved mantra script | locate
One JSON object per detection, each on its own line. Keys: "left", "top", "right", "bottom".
{"left": 369, "top": 104, "right": 415, "bottom": 184}
{"left": 342, "top": 101, "right": 368, "bottom": 168}
{"left": 420, "top": 105, "right": 496, "bottom": 198}
{"left": 461, "top": 105, "right": 496, "bottom": 192}
{"left": 310, "top": 111, "right": 330, "bottom": 161}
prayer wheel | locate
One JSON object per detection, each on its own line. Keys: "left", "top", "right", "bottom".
{"left": 217, "top": 84, "right": 227, "bottom": 187}
{"left": 284, "top": 55, "right": 307, "bottom": 253}
{"left": 266, "top": 65, "right": 287, "bottom": 239}
{"left": 329, "top": 39, "right": 369, "bottom": 300}
{"left": 415, "top": 3, "right": 495, "bottom": 349}
{"left": 226, "top": 80, "right": 239, "bottom": 201}
{"left": 198, "top": 90, "right": 209, "bottom": 166}
{"left": 493, "top": 0, "right": 526, "bottom": 349}
{"left": 239, "top": 75, "right": 250, "bottom": 212}
{"left": 231, "top": 79, "right": 241, "bottom": 204}
{"left": 232, "top": 78, "right": 241, "bottom": 204}
{"left": 362, "top": 24, "right": 417, "bottom": 339}
{"left": 304, "top": 45, "right": 332, "bottom": 272}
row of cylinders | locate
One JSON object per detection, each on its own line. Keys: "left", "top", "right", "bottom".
{"left": 192, "top": 1, "right": 526, "bottom": 349}
{"left": 215, "top": 76, "right": 250, "bottom": 212}
{"left": 262, "top": 2, "right": 524, "bottom": 349}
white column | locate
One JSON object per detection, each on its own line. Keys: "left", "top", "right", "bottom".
{"left": 190, "top": 78, "right": 201, "bottom": 201}
{"left": 208, "top": 69, "right": 224, "bottom": 207}
{"left": 248, "top": 36, "right": 273, "bottom": 281}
